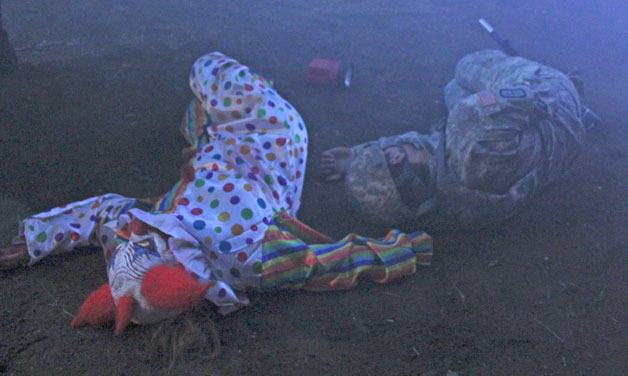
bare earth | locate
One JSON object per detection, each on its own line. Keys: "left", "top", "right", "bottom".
{"left": 1, "top": 1, "right": 626, "bottom": 375}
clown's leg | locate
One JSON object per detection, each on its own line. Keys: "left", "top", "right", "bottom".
{"left": 14, "top": 194, "right": 139, "bottom": 266}
{"left": 259, "top": 224, "right": 433, "bottom": 291}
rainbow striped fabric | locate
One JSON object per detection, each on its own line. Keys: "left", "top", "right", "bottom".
{"left": 260, "top": 215, "right": 433, "bottom": 291}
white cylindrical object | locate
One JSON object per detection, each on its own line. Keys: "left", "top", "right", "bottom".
{"left": 479, "top": 18, "right": 494, "bottom": 33}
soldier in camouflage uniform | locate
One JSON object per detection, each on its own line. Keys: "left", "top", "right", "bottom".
{"left": 320, "top": 50, "right": 586, "bottom": 228}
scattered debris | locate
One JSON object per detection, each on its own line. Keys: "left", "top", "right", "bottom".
{"left": 488, "top": 259, "right": 499, "bottom": 268}
{"left": 593, "top": 288, "right": 606, "bottom": 302}
{"left": 412, "top": 346, "right": 420, "bottom": 357}
{"left": 110, "top": 63, "right": 133, "bottom": 80}
{"left": 558, "top": 281, "right": 580, "bottom": 294}
{"left": 12, "top": 334, "right": 48, "bottom": 356}
{"left": 306, "top": 58, "right": 353, "bottom": 88}
{"left": 534, "top": 318, "right": 565, "bottom": 343}
{"left": 452, "top": 282, "right": 466, "bottom": 307}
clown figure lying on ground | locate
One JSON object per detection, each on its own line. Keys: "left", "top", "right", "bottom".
{"left": 0, "top": 52, "right": 432, "bottom": 335}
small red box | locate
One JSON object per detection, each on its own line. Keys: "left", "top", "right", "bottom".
{"left": 307, "top": 58, "right": 341, "bottom": 84}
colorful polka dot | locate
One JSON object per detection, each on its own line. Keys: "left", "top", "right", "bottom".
{"left": 230, "top": 268, "right": 241, "bottom": 278}
{"left": 219, "top": 241, "right": 232, "bottom": 252}
{"left": 193, "top": 220, "right": 206, "bottom": 230}
{"left": 36, "top": 232, "right": 47, "bottom": 243}
{"left": 231, "top": 224, "right": 244, "bottom": 236}
{"left": 241, "top": 208, "right": 254, "bottom": 220}
{"left": 218, "top": 212, "right": 230, "bottom": 222}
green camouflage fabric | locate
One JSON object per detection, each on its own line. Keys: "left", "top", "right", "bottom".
{"left": 345, "top": 142, "right": 413, "bottom": 224}
{"left": 346, "top": 50, "right": 585, "bottom": 228}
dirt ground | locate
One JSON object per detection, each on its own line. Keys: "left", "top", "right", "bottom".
{"left": 1, "top": 1, "right": 627, "bottom": 375}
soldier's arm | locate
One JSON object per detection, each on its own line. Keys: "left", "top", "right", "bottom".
{"left": 441, "top": 168, "right": 541, "bottom": 229}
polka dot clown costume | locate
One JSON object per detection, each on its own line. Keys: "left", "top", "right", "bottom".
{"left": 14, "top": 52, "right": 433, "bottom": 335}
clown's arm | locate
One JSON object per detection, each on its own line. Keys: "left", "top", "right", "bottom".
{"left": 1, "top": 194, "right": 139, "bottom": 269}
